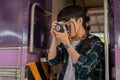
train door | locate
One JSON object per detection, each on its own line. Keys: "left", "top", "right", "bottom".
{"left": 24, "top": 1, "right": 52, "bottom": 80}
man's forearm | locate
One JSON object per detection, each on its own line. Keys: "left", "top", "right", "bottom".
{"left": 48, "top": 37, "right": 57, "bottom": 60}
{"left": 66, "top": 44, "right": 80, "bottom": 64}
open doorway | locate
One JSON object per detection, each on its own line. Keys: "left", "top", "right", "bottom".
{"left": 51, "top": 0, "right": 110, "bottom": 80}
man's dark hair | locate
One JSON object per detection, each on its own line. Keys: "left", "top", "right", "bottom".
{"left": 57, "top": 5, "right": 86, "bottom": 29}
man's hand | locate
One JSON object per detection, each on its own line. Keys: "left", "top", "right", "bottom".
{"left": 51, "top": 21, "right": 58, "bottom": 40}
{"left": 53, "top": 26, "right": 70, "bottom": 45}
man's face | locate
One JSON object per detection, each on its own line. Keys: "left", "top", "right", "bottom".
{"left": 67, "top": 18, "right": 79, "bottom": 38}
{"left": 66, "top": 17, "right": 86, "bottom": 40}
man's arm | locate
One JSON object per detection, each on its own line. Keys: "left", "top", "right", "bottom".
{"left": 65, "top": 44, "right": 80, "bottom": 63}
{"left": 48, "top": 37, "right": 57, "bottom": 60}
{"left": 68, "top": 41, "right": 103, "bottom": 74}
{"left": 48, "top": 21, "right": 58, "bottom": 61}
{"left": 47, "top": 37, "right": 65, "bottom": 65}
{"left": 47, "top": 21, "right": 64, "bottom": 65}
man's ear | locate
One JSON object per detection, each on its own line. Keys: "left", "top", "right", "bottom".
{"left": 77, "top": 18, "right": 83, "bottom": 25}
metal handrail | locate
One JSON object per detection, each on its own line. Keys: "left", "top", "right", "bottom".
{"left": 104, "top": 0, "right": 109, "bottom": 80}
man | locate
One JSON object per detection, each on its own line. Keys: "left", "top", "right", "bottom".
{"left": 47, "top": 5, "right": 104, "bottom": 80}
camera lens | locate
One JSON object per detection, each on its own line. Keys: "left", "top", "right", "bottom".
{"left": 55, "top": 24, "right": 62, "bottom": 32}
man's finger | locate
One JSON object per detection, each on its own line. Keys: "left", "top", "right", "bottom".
{"left": 63, "top": 26, "right": 67, "bottom": 32}
{"left": 53, "top": 29, "right": 59, "bottom": 35}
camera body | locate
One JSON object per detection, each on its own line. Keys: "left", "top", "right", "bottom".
{"left": 55, "top": 21, "right": 71, "bottom": 32}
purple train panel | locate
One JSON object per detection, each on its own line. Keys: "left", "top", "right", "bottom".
{"left": 0, "top": 0, "right": 52, "bottom": 66}
{"left": 0, "top": 0, "right": 24, "bottom": 47}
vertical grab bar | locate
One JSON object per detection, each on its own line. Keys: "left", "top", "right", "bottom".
{"left": 104, "top": 0, "right": 109, "bottom": 80}
{"left": 29, "top": 2, "right": 51, "bottom": 53}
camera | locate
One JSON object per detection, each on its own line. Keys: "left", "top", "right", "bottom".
{"left": 55, "top": 21, "right": 71, "bottom": 32}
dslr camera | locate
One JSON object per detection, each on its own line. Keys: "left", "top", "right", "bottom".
{"left": 55, "top": 21, "right": 71, "bottom": 32}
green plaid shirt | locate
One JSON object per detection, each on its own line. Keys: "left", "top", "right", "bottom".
{"left": 48, "top": 34, "right": 105, "bottom": 80}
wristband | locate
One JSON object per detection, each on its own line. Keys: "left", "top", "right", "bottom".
{"left": 64, "top": 43, "right": 70, "bottom": 49}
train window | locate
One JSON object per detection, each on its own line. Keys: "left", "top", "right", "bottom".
{"left": 86, "top": 8, "right": 105, "bottom": 42}
{"left": 29, "top": 2, "right": 51, "bottom": 53}
{"left": 86, "top": 7, "right": 104, "bottom": 33}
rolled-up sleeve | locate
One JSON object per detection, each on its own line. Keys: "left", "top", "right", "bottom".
{"left": 47, "top": 44, "right": 65, "bottom": 66}
{"left": 47, "top": 57, "right": 59, "bottom": 66}
{"left": 73, "top": 41, "right": 103, "bottom": 74}
{"left": 47, "top": 53, "right": 62, "bottom": 65}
